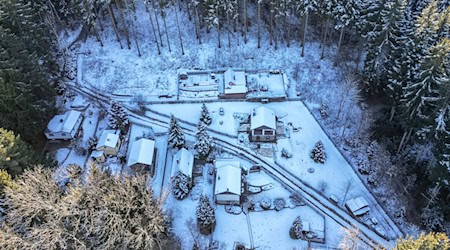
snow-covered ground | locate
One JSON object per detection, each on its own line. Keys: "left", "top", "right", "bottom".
{"left": 50, "top": 0, "right": 410, "bottom": 247}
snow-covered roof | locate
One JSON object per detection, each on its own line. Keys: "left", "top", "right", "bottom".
{"left": 215, "top": 161, "right": 241, "bottom": 196}
{"left": 224, "top": 69, "right": 247, "bottom": 94}
{"left": 91, "top": 150, "right": 104, "bottom": 158}
{"left": 96, "top": 130, "right": 120, "bottom": 149}
{"left": 250, "top": 106, "right": 276, "bottom": 130}
{"left": 47, "top": 110, "right": 82, "bottom": 133}
{"left": 171, "top": 148, "right": 194, "bottom": 178}
{"left": 345, "top": 197, "right": 370, "bottom": 216}
{"left": 127, "top": 138, "right": 155, "bottom": 167}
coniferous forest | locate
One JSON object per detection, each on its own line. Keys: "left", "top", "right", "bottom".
{"left": 0, "top": 0, "right": 449, "bottom": 248}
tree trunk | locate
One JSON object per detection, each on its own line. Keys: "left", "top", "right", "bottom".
{"left": 185, "top": 0, "right": 192, "bottom": 20}
{"left": 108, "top": 4, "right": 123, "bottom": 49}
{"left": 151, "top": 1, "right": 164, "bottom": 47}
{"left": 335, "top": 26, "right": 345, "bottom": 65}
{"left": 145, "top": 1, "right": 161, "bottom": 54}
{"left": 301, "top": 12, "right": 308, "bottom": 57}
{"left": 217, "top": 5, "right": 221, "bottom": 48}
{"left": 321, "top": 18, "right": 329, "bottom": 59}
{"left": 175, "top": 0, "right": 185, "bottom": 54}
{"left": 389, "top": 106, "right": 396, "bottom": 122}
{"left": 227, "top": 9, "right": 231, "bottom": 48}
{"left": 257, "top": 1, "right": 261, "bottom": 48}
{"left": 160, "top": 6, "right": 172, "bottom": 52}
{"left": 269, "top": 9, "right": 273, "bottom": 46}
{"left": 286, "top": 21, "right": 291, "bottom": 47}
{"left": 243, "top": 0, "right": 247, "bottom": 44}
{"left": 125, "top": 0, "right": 141, "bottom": 56}
{"left": 194, "top": 5, "right": 202, "bottom": 44}
{"left": 93, "top": 25, "right": 104, "bottom": 47}
{"left": 114, "top": 0, "right": 131, "bottom": 49}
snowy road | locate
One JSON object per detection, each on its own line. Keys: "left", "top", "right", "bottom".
{"left": 67, "top": 83, "right": 402, "bottom": 249}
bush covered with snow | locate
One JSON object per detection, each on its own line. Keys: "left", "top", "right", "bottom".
{"left": 260, "top": 197, "right": 271, "bottom": 210}
{"left": 310, "top": 141, "right": 326, "bottom": 163}
{"left": 281, "top": 148, "right": 293, "bottom": 158}
{"left": 290, "top": 216, "right": 303, "bottom": 240}
{"left": 170, "top": 171, "right": 192, "bottom": 200}
{"left": 357, "top": 159, "right": 371, "bottom": 175}
{"left": 319, "top": 103, "right": 329, "bottom": 118}
{"left": 274, "top": 198, "right": 286, "bottom": 211}
{"left": 367, "top": 175, "right": 377, "bottom": 187}
{"left": 196, "top": 195, "right": 216, "bottom": 235}
{"left": 87, "top": 136, "right": 98, "bottom": 152}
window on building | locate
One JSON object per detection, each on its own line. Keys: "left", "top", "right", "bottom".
{"left": 264, "top": 130, "right": 274, "bottom": 135}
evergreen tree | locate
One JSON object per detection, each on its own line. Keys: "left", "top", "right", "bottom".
{"left": 168, "top": 115, "right": 185, "bottom": 149}
{"left": 310, "top": 141, "right": 326, "bottom": 163}
{"left": 362, "top": 0, "right": 408, "bottom": 94}
{"left": 171, "top": 171, "right": 192, "bottom": 200}
{"left": 200, "top": 103, "right": 212, "bottom": 125}
{"left": 0, "top": 169, "right": 13, "bottom": 194}
{"left": 0, "top": 128, "right": 37, "bottom": 176}
{"left": 196, "top": 195, "right": 215, "bottom": 235}
{"left": 107, "top": 101, "right": 129, "bottom": 132}
{"left": 195, "top": 129, "right": 213, "bottom": 160}
{"left": 0, "top": 0, "right": 56, "bottom": 142}
{"left": 401, "top": 38, "right": 450, "bottom": 134}
{"left": 393, "top": 232, "right": 449, "bottom": 250}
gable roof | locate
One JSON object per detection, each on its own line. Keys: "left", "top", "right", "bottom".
{"left": 345, "top": 196, "right": 370, "bottom": 216}
{"left": 215, "top": 161, "right": 241, "bottom": 196}
{"left": 127, "top": 138, "right": 155, "bottom": 167}
{"left": 96, "top": 130, "right": 120, "bottom": 149}
{"left": 47, "top": 110, "right": 82, "bottom": 133}
{"left": 224, "top": 69, "right": 247, "bottom": 94}
{"left": 250, "top": 106, "right": 276, "bottom": 130}
{"left": 171, "top": 148, "right": 194, "bottom": 178}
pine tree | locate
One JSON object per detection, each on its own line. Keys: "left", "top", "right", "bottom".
{"left": 195, "top": 129, "right": 213, "bottom": 160}
{"left": 332, "top": 0, "right": 359, "bottom": 63}
{"left": 107, "top": 101, "right": 129, "bottom": 131}
{"left": 0, "top": 128, "right": 37, "bottom": 176}
{"left": 310, "top": 141, "right": 326, "bottom": 163}
{"left": 168, "top": 115, "right": 185, "bottom": 149}
{"left": 393, "top": 232, "right": 449, "bottom": 250}
{"left": 0, "top": 169, "right": 13, "bottom": 194}
{"left": 401, "top": 38, "right": 450, "bottom": 134}
{"left": 200, "top": 103, "right": 212, "bottom": 125}
{"left": 196, "top": 195, "right": 216, "bottom": 235}
{"left": 171, "top": 171, "right": 192, "bottom": 200}
{"left": 0, "top": 1, "right": 56, "bottom": 142}
{"left": 289, "top": 216, "right": 303, "bottom": 239}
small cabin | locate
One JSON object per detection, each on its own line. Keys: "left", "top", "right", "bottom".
{"left": 45, "top": 110, "right": 83, "bottom": 140}
{"left": 127, "top": 138, "right": 156, "bottom": 175}
{"left": 171, "top": 148, "right": 194, "bottom": 181}
{"left": 96, "top": 130, "right": 121, "bottom": 156}
{"left": 222, "top": 68, "right": 247, "bottom": 99}
{"left": 250, "top": 107, "right": 277, "bottom": 142}
{"left": 345, "top": 197, "right": 370, "bottom": 217}
{"left": 214, "top": 161, "right": 242, "bottom": 205}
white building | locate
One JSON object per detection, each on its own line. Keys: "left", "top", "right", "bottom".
{"left": 214, "top": 160, "right": 242, "bottom": 204}
{"left": 171, "top": 148, "right": 194, "bottom": 180}
{"left": 250, "top": 106, "right": 277, "bottom": 142}
{"left": 96, "top": 130, "right": 121, "bottom": 156}
{"left": 45, "top": 110, "right": 83, "bottom": 140}
{"left": 127, "top": 138, "right": 156, "bottom": 174}
{"left": 222, "top": 68, "right": 247, "bottom": 98}
{"left": 345, "top": 196, "right": 370, "bottom": 217}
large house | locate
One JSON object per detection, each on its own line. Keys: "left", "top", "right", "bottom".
{"left": 250, "top": 106, "right": 277, "bottom": 142}
{"left": 127, "top": 138, "right": 156, "bottom": 174}
{"left": 45, "top": 110, "right": 83, "bottom": 140}
{"left": 222, "top": 68, "right": 247, "bottom": 99}
{"left": 96, "top": 130, "right": 121, "bottom": 156}
{"left": 171, "top": 148, "right": 194, "bottom": 180}
{"left": 214, "top": 160, "right": 242, "bottom": 204}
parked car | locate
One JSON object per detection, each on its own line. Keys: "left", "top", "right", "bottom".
{"left": 219, "top": 107, "right": 224, "bottom": 115}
